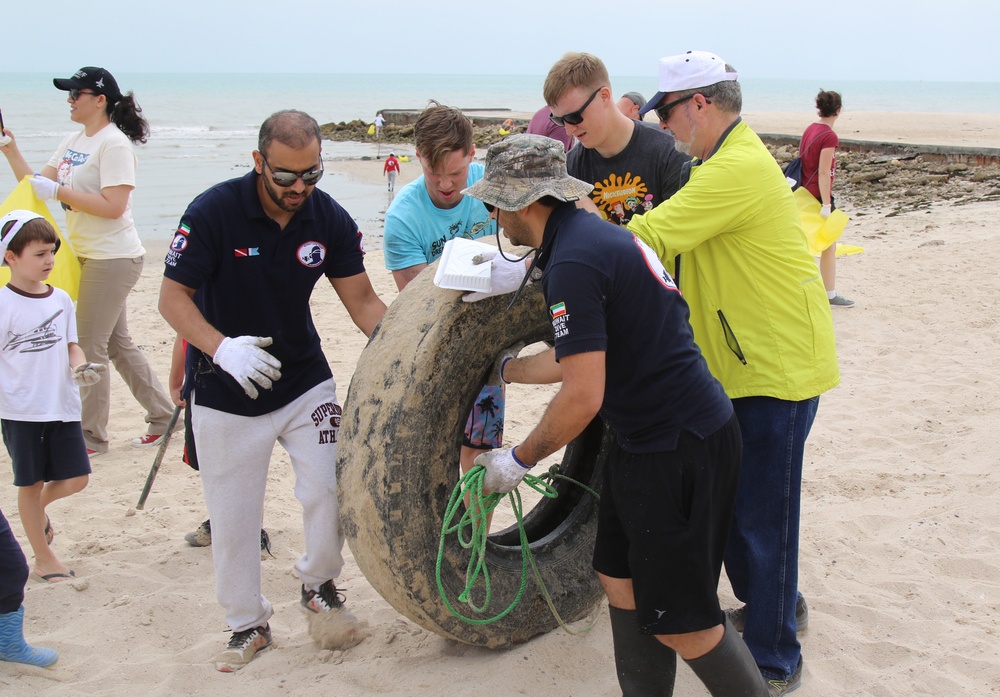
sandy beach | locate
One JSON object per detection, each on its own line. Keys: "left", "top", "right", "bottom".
{"left": 1, "top": 112, "right": 999, "bottom": 696}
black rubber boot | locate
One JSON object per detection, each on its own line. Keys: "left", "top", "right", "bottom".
{"left": 684, "top": 617, "right": 768, "bottom": 697}
{"left": 608, "top": 605, "right": 677, "bottom": 696}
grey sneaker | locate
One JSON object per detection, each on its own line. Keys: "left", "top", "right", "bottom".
{"left": 214, "top": 624, "right": 271, "bottom": 673}
{"left": 829, "top": 294, "right": 855, "bottom": 308}
{"left": 184, "top": 520, "right": 271, "bottom": 555}
{"left": 184, "top": 519, "right": 212, "bottom": 547}
{"left": 725, "top": 596, "right": 809, "bottom": 634}
{"left": 767, "top": 656, "right": 803, "bottom": 696}
{"left": 301, "top": 579, "right": 345, "bottom": 614}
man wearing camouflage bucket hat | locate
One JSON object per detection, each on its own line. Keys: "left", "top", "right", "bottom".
{"left": 463, "top": 134, "right": 770, "bottom": 697}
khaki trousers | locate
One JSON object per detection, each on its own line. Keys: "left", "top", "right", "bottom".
{"left": 76, "top": 256, "right": 173, "bottom": 453}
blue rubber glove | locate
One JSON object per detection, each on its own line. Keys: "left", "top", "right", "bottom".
{"left": 29, "top": 175, "right": 59, "bottom": 201}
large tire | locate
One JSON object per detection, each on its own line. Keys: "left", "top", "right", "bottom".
{"left": 337, "top": 260, "right": 607, "bottom": 648}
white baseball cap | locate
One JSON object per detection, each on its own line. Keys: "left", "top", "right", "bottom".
{"left": 639, "top": 50, "right": 739, "bottom": 116}
{"left": 0, "top": 210, "right": 44, "bottom": 266}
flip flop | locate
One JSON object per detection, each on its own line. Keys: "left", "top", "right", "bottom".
{"left": 30, "top": 570, "right": 75, "bottom": 584}
{"left": 44, "top": 515, "right": 54, "bottom": 545}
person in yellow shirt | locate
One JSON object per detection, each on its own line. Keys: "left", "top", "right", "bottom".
{"left": 628, "top": 50, "right": 840, "bottom": 697}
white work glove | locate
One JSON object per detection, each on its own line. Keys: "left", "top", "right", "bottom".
{"left": 29, "top": 174, "right": 60, "bottom": 201}
{"left": 462, "top": 249, "right": 530, "bottom": 303}
{"left": 477, "top": 447, "right": 533, "bottom": 494}
{"left": 212, "top": 335, "right": 282, "bottom": 399}
{"left": 486, "top": 341, "right": 525, "bottom": 386}
{"left": 820, "top": 204, "right": 831, "bottom": 219}
{"left": 72, "top": 362, "right": 107, "bottom": 387}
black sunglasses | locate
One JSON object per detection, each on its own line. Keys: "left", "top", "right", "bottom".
{"left": 483, "top": 202, "right": 496, "bottom": 214}
{"left": 262, "top": 155, "right": 324, "bottom": 186}
{"left": 68, "top": 89, "right": 99, "bottom": 101}
{"left": 654, "top": 91, "right": 713, "bottom": 123}
{"left": 548, "top": 86, "right": 603, "bottom": 128}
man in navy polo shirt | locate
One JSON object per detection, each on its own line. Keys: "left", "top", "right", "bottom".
{"left": 464, "top": 134, "right": 768, "bottom": 697}
{"left": 158, "top": 110, "right": 386, "bottom": 672}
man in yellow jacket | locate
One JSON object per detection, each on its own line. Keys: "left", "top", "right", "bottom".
{"left": 628, "top": 51, "right": 839, "bottom": 696}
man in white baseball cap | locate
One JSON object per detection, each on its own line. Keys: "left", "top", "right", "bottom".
{"left": 629, "top": 51, "right": 840, "bottom": 696}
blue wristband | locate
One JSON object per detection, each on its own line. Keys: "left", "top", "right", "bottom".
{"left": 499, "top": 356, "right": 513, "bottom": 384}
{"left": 510, "top": 446, "right": 532, "bottom": 469}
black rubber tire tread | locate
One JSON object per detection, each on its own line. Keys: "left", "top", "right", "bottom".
{"left": 337, "top": 259, "right": 606, "bottom": 648}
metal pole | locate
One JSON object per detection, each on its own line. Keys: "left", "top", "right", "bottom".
{"left": 136, "top": 405, "right": 182, "bottom": 510}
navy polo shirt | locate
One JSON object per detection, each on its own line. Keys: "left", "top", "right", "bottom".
{"left": 537, "top": 203, "right": 732, "bottom": 453}
{"left": 163, "top": 171, "right": 367, "bottom": 416}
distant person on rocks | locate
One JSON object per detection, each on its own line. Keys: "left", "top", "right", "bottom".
{"left": 383, "top": 152, "right": 401, "bottom": 192}
{"left": 800, "top": 89, "right": 853, "bottom": 308}
{"left": 0, "top": 66, "right": 174, "bottom": 458}
{"left": 374, "top": 112, "right": 385, "bottom": 139}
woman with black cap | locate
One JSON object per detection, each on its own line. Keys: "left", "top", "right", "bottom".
{"left": 0, "top": 67, "right": 173, "bottom": 458}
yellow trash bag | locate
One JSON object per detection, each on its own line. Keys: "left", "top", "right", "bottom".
{"left": 0, "top": 178, "right": 82, "bottom": 300}
{"left": 367, "top": 123, "right": 376, "bottom": 136}
{"left": 793, "top": 186, "right": 850, "bottom": 256}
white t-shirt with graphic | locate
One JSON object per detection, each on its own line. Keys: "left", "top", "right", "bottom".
{"left": 0, "top": 285, "right": 82, "bottom": 422}
{"left": 47, "top": 123, "right": 145, "bottom": 260}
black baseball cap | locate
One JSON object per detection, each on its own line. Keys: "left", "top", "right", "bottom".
{"left": 53, "top": 67, "right": 123, "bottom": 102}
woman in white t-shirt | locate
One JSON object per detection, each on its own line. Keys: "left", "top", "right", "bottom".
{"left": 0, "top": 67, "right": 173, "bottom": 457}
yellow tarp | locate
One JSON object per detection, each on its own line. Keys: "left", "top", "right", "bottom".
{"left": 836, "top": 243, "right": 865, "bottom": 257}
{"left": 0, "top": 178, "right": 82, "bottom": 300}
{"left": 793, "top": 186, "right": 852, "bottom": 257}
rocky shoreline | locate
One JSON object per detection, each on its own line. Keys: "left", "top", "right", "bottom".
{"left": 320, "top": 119, "right": 1000, "bottom": 218}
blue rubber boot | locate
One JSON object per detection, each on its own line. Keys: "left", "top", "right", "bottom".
{"left": 0, "top": 606, "right": 58, "bottom": 667}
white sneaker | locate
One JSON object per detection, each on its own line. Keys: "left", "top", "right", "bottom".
{"left": 214, "top": 624, "right": 271, "bottom": 672}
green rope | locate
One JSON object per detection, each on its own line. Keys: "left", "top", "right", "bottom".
{"left": 435, "top": 463, "right": 599, "bottom": 634}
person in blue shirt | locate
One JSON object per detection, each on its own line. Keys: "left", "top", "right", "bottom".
{"left": 383, "top": 102, "right": 507, "bottom": 491}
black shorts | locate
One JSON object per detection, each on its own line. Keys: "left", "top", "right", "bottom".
{"left": 593, "top": 413, "right": 742, "bottom": 635}
{"left": 2, "top": 419, "right": 92, "bottom": 487}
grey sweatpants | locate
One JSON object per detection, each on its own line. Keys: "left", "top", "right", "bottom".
{"left": 192, "top": 378, "right": 345, "bottom": 632}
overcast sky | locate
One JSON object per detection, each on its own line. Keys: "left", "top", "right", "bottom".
{"left": 3, "top": 0, "right": 997, "bottom": 82}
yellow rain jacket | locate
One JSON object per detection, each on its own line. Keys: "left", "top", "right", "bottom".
{"left": 628, "top": 120, "right": 839, "bottom": 401}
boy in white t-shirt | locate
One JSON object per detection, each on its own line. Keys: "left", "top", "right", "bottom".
{"left": 0, "top": 210, "right": 105, "bottom": 583}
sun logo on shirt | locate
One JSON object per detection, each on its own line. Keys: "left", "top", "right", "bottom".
{"left": 590, "top": 173, "right": 649, "bottom": 226}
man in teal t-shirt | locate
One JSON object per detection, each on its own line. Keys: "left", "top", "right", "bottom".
{"left": 383, "top": 102, "right": 504, "bottom": 485}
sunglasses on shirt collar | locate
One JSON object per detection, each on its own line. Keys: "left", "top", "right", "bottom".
{"left": 548, "top": 86, "right": 604, "bottom": 128}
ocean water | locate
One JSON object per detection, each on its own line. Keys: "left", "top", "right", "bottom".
{"left": 2, "top": 72, "right": 999, "bottom": 243}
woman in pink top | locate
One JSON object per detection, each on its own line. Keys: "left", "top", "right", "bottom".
{"left": 800, "top": 89, "right": 853, "bottom": 308}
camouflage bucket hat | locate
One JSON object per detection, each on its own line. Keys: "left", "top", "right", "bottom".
{"left": 462, "top": 134, "right": 594, "bottom": 211}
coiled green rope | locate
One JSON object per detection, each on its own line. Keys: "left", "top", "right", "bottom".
{"left": 435, "top": 463, "right": 600, "bottom": 634}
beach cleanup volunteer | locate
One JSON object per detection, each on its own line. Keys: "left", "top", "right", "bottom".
{"left": 464, "top": 133, "right": 770, "bottom": 697}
